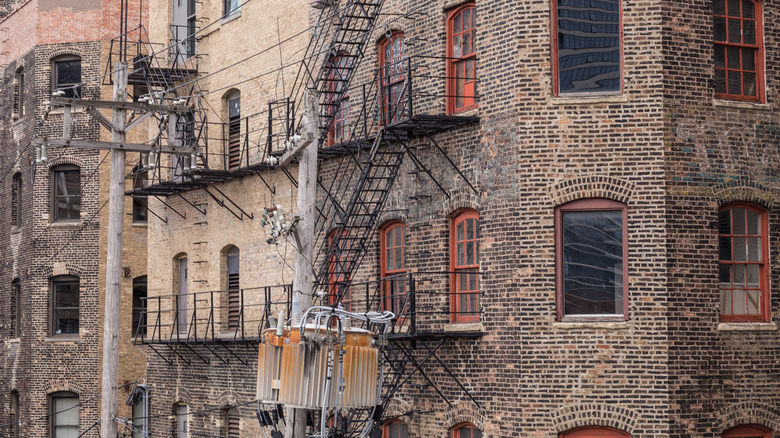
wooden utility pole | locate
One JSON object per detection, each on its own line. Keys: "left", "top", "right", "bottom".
{"left": 100, "top": 61, "right": 128, "bottom": 438}
{"left": 34, "top": 63, "right": 195, "bottom": 438}
{"left": 285, "top": 89, "right": 319, "bottom": 438}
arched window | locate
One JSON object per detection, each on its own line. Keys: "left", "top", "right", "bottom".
{"left": 225, "top": 90, "right": 241, "bottom": 169}
{"left": 561, "top": 426, "right": 630, "bottom": 438}
{"left": 328, "top": 229, "right": 352, "bottom": 311}
{"left": 11, "top": 172, "right": 21, "bottom": 227}
{"left": 723, "top": 425, "right": 771, "bottom": 438}
{"left": 451, "top": 422, "right": 482, "bottom": 438}
{"left": 50, "top": 391, "right": 79, "bottom": 437}
{"left": 12, "top": 279, "right": 21, "bottom": 338}
{"left": 713, "top": 0, "right": 764, "bottom": 101}
{"left": 719, "top": 203, "right": 769, "bottom": 321}
{"left": 555, "top": 198, "right": 628, "bottom": 320}
{"left": 132, "top": 276, "right": 147, "bottom": 337}
{"left": 383, "top": 419, "right": 409, "bottom": 438}
{"left": 447, "top": 3, "right": 477, "bottom": 114}
{"left": 381, "top": 222, "right": 407, "bottom": 319}
{"left": 223, "top": 406, "right": 240, "bottom": 437}
{"left": 327, "top": 53, "right": 350, "bottom": 146}
{"left": 225, "top": 246, "right": 241, "bottom": 329}
{"left": 13, "top": 67, "right": 24, "bottom": 118}
{"left": 51, "top": 164, "right": 81, "bottom": 223}
{"left": 451, "top": 210, "right": 480, "bottom": 323}
{"left": 52, "top": 55, "right": 82, "bottom": 98}
{"left": 174, "top": 255, "right": 189, "bottom": 335}
{"left": 379, "top": 32, "right": 406, "bottom": 124}
{"left": 51, "top": 275, "right": 79, "bottom": 336}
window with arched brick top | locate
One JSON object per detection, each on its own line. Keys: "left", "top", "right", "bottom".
{"left": 447, "top": 3, "right": 477, "bottom": 114}
{"left": 51, "top": 164, "right": 81, "bottom": 223}
{"left": 451, "top": 210, "right": 480, "bottom": 323}
{"left": 719, "top": 203, "right": 770, "bottom": 322}
{"left": 379, "top": 32, "right": 406, "bottom": 125}
{"left": 723, "top": 425, "right": 771, "bottom": 438}
{"left": 452, "top": 422, "right": 482, "bottom": 438}
{"left": 383, "top": 419, "right": 409, "bottom": 438}
{"left": 327, "top": 53, "right": 350, "bottom": 146}
{"left": 561, "top": 426, "right": 630, "bottom": 438}
{"left": 556, "top": 198, "right": 628, "bottom": 320}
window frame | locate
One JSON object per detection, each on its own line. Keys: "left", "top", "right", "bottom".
{"left": 451, "top": 422, "right": 482, "bottom": 438}
{"left": 379, "top": 31, "right": 407, "bottom": 125}
{"left": 224, "top": 406, "right": 240, "bottom": 438}
{"left": 223, "top": 0, "right": 240, "bottom": 16}
{"left": 226, "top": 91, "right": 241, "bottom": 169}
{"left": 713, "top": 0, "right": 765, "bottom": 102}
{"left": 50, "top": 391, "right": 79, "bottom": 438}
{"left": 718, "top": 202, "right": 770, "bottom": 322}
{"left": 132, "top": 168, "right": 148, "bottom": 224}
{"left": 51, "top": 275, "right": 80, "bottom": 336}
{"left": 12, "top": 280, "right": 21, "bottom": 338}
{"left": 551, "top": 0, "right": 624, "bottom": 96}
{"left": 10, "top": 390, "right": 19, "bottom": 438}
{"left": 450, "top": 209, "right": 480, "bottom": 323}
{"left": 381, "top": 221, "right": 408, "bottom": 320}
{"left": 52, "top": 55, "right": 82, "bottom": 99}
{"left": 722, "top": 425, "right": 771, "bottom": 438}
{"left": 447, "top": 3, "right": 478, "bottom": 114}
{"left": 382, "top": 419, "right": 409, "bottom": 438}
{"left": 14, "top": 67, "right": 24, "bottom": 118}
{"left": 11, "top": 172, "right": 21, "bottom": 227}
{"left": 327, "top": 53, "right": 350, "bottom": 146}
{"left": 555, "top": 198, "right": 629, "bottom": 321}
{"left": 175, "top": 403, "right": 188, "bottom": 438}
{"left": 328, "top": 229, "right": 352, "bottom": 311}
{"left": 132, "top": 276, "right": 147, "bottom": 337}
{"left": 225, "top": 246, "right": 241, "bottom": 330}
{"left": 561, "top": 426, "right": 630, "bottom": 438}
{"left": 51, "top": 164, "right": 81, "bottom": 223}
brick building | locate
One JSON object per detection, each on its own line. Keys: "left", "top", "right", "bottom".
{"left": 135, "top": 0, "right": 778, "bottom": 437}
{"left": 0, "top": 0, "right": 149, "bottom": 436}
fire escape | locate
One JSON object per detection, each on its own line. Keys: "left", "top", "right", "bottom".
{"left": 125, "top": 0, "right": 484, "bottom": 434}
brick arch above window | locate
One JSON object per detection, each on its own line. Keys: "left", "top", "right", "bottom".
{"left": 561, "top": 426, "right": 630, "bottom": 438}
{"left": 216, "top": 389, "right": 240, "bottom": 409}
{"left": 444, "top": 401, "right": 488, "bottom": 433}
{"left": 372, "top": 25, "right": 407, "bottom": 46}
{"left": 443, "top": 188, "right": 481, "bottom": 217}
{"left": 713, "top": 182, "right": 776, "bottom": 210}
{"left": 42, "top": 263, "right": 84, "bottom": 279}
{"left": 551, "top": 403, "right": 639, "bottom": 434}
{"left": 174, "top": 387, "right": 193, "bottom": 405}
{"left": 548, "top": 175, "right": 634, "bottom": 207}
{"left": 719, "top": 401, "right": 780, "bottom": 432}
{"left": 46, "top": 157, "right": 84, "bottom": 170}
{"left": 44, "top": 380, "right": 84, "bottom": 396}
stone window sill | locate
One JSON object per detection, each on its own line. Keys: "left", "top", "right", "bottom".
{"left": 9, "top": 337, "right": 20, "bottom": 343}
{"left": 131, "top": 222, "right": 148, "bottom": 228}
{"left": 712, "top": 99, "right": 772, "bottom": 111}
{"left": 553, "top": 321, "right": 630, "bottom": 331}
{"left": 443, "top": 322, "right": 484, "bottom": 333}
{"left": 45, "top": 334, "right": 80, "bottom": 342}
{"left": 221, "top": 10, "right": 241, "bottom": 25}
{"left": 718, "top": 322, "right": 777, "bottom": 332}
{"left": 551, "top": 94, "right": 628, "bottom": 106}
{"left": 49, "top": 221, "right": 82, "bottom": 228}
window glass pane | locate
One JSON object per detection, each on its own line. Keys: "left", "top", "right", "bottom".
{"left": 747, "top": 289, "right": 760, "bottom": 314}
{"left": 713, "top": 17, "right": 727, "bottom": 41}
{"left": 727, "top": 46, "right": 741, "bottom": 69}
{"left": 743, "top": 20, "right": 756, "bottom": 44}
{"left": 721, "top": 288, "right": 731, "bottom": 314}
{"left": 556, "top": 0, "right": 621, "bottom": 94}
{"left": 719, "top": 237, "right": 732, "bottom": 261}
{"left": 457, "top": 221, "right": 464, "bottom": 241}
{"left": 727, "top": 18, "right": 741, "bottom": 42}
{"left": 395, "top": 247, "right": 403, "bottom": 268}
{"left": 454, "top": 13, "right": 461, "bottom": 34}
{"left": 733, "top": 263, "right": 745, "bottom": 284}
{"left": 733, "top": 289, "right": 747, "bottom": 314}
{"left": 747, "top": 237, "right": 761, "bottom": 261}
{"left": 463, "top": 8, "right": 471, "bottom": 29}
{"left": 743, "top": 0, "right": 755, "bottom": 18}
{"left": 714, "top": 45, "right": 726, "bottom": 68}
{"left": 727, "top": 0, "right": 740, "bottom": 15}
{"left": 457, "top": 242, "right": 464, "bottom": 266}
{"left": 466, "top": 241, "right": 474, "bottom": 265}
{"left": 746, "top": 264, "right": 759, "bottom": 287}
{"left": 714, "top": 69, "right": 727, "bottom": 93}
{"left": 719, "top": 265, "right": 731, "bottom": 284}
{"left": 57, "top": 61, "right": 81, "bottom": 85}
{"left": 562, "top": 209, "right": 623, "bottom": 315}
{"left": 733, "top": 236, "right": 746, "bottom": 261}
{"left": 743, "top": 72, "right": 756, "bottom": 96}
{"left": 742, "top": 49, "right": 755, "bottom": 71}
{"left": 714, "top": 0, "right": 726, "bottom": 15}
{"left": 463, "top": 31, "right": 472, "bottom": 55}
{"left": 395, "top": 227, "right": 403, "bottom": 247}
{"left": 54, "top": 397, "right": 79, "bottom": 425}
{"left": 727, "top": 70, "right": 741, "bottom": 95}
{"left": 473, "top": 428, "right": 483, "bottom": 438}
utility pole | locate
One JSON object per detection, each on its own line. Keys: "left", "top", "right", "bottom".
{"left": 34, "top": 63, "right": 195, "bottom": 438}
{"left": 100, "top": 60, "right": 128, "bottom": 438}
{"left": 284, "top": 89, "right": 319, "bottom": 437}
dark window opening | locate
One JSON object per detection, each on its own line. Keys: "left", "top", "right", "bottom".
{"left": 53, "top": 56, "right": 82, "bottom": 98}
{"left": 227, "top": 94, "right": 241, "bottom": 169}
{"left": 226, "top": 247, "right": 240, "bottom": 330}
{"left": 11, "top": 173, "right": 21, "bottom": 227}
{"left": 553, "top": 0, "right": 622, "bottom": 95}
{"left": 14, "top": 68, "right": 24, "bottom": 118}
{"left": 133, "top": 276, "right": 147, "bottom": 336}
{"left": 224, "top": 0, "right": 240, "bottom": 16}
{"left": 52, "top": 276, "right": 79, "bottom": 335}
{"left": 12, "top": 280, "right": 21, "bottom": 338}
{"left": 52, "top": 165, "right": 81, "bottom": 222}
